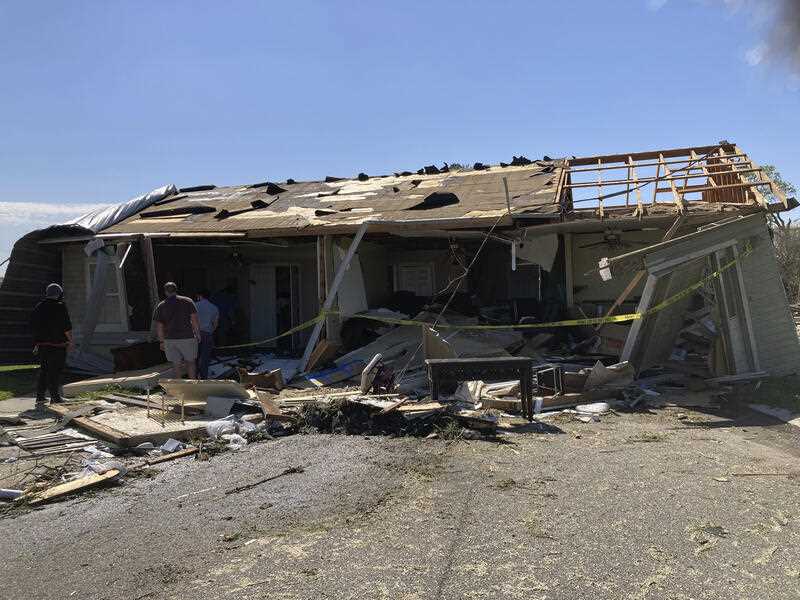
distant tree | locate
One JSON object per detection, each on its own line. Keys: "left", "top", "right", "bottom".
{"left": 761, "top": 165, "right": 800, "bottom": 303}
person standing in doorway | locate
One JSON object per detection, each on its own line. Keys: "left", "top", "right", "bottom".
{"left": 154, "top": 282, "right": 200, "bottom": 379}
{"left": 31, "top": 283, "right": 73, "bottom": 409}
{"left": 194, "top": 289, "right": 219, "bottom": 379}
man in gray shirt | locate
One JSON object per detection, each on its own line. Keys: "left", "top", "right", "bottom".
{"left": 195, "top": 289, "right": 219, "bottom": 379}
{"left": 154, "top": 282, "right": 200, "bottom": 379}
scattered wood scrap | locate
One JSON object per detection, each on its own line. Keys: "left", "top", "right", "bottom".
{"left": 238, "top": 368, "right": 285, "bottom": 391}
{"left": 145, "top": 447, "right": 199, "bottom": 466}
{"left": 23, "top": 469, "right": 121, "bottom": 506}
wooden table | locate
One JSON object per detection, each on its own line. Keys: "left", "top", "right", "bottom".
{"left": 425, "top": 357, "right": 536, "bottom": 421}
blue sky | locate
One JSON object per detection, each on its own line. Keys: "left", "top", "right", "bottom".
{"left": 1, "top": 1, "right": 799, "bottom": 272}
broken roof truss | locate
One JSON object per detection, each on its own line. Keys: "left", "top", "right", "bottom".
{"left": 559, "top": 142, "right": 792, "bottom": 220}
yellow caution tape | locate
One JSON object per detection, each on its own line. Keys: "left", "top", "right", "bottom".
{"left": 216, "top": 313, "right": 325, "bottom": 350}
{"left": 320, "top": 309, "right": 643, "bottom": 329}
{"left": 216, "top": 241, "right": 753, "bottom": 349}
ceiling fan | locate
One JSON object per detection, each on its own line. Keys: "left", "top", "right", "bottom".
{"left": 579, "top": 229, "right": 653, "bottom": 250}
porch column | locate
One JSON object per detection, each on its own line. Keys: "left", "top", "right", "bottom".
{"left": 300, "top": 223, "right": 369, "bottom": 372}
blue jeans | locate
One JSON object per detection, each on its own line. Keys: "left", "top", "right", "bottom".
{"left": 197, "top": 331, "right": 215, "bottom": 379}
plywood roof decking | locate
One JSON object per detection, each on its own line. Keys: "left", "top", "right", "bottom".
{"left": 102, "top": 162, "right": 564, "bottom": 236}
{"left": 97, "top": 142, "right": 794, "bottom": 238}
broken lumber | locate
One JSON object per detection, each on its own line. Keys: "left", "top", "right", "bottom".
{"left": 238, "top": 368, "right": 285, "bottom": 391}
{"left": 255, "top": 391, "right": 296, "bottom": 422}
{"left": 24, "top": 469, "right": 121, "bottom": 505}
{"left": 146, "top": 447, "right": 199, "bottom": 465}
{"left": 305, "top": 340, "right": 340, "bottom": 372}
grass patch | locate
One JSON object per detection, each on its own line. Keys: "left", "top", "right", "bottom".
{"left": 740, "top": 376, "right": 800, "bottom": 413}
{"left": 76, "top": 384, "right": 144, "bottom": 401}
{"left": 0, "top": 364, "right": 39, "bottom": 401}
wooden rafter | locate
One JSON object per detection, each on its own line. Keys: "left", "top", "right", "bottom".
{"left": 734, "top": 144, "right": 786, "bottom": 208}
{"left": 629, "top": 156, "right": 644, "bottom": 218}
{"left": 567, "top": 152, "right": 750, "bottom": 173}
{"left": 563, "top": 167, "right": 764, "bottom": 189}
{"left": 651, "top": 160, "right": 661, "bottom": 206}
{"left": 659, "top": 153, "right": 685, "bottom": 213}
{"left": 559, "top": 143, "right": 791, "bottom": 215}
{"left": 691, "top": 149, "right": 718, "bottom": 204}
{"left": 597, "top": 158, "right": 604, "bottom": 219}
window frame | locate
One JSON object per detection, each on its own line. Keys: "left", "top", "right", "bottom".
{"left": 84, "top": 254, "right": 129, "bottom": 332}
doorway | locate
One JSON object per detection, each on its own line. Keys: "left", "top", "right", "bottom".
{"left": 249, "top": 264, "right": 301, "bottom": 350}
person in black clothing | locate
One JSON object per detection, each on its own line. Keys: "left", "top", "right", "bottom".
{"left": 30, "top": 283, "right": 73, "bottom": 407}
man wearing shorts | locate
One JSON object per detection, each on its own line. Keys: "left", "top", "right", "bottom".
{"left": 153, "top": 282, "right": 201, "bottom": 379}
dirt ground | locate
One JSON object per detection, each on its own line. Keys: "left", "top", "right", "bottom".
{"left": 2, "top": 400, "right": 800, "bottom": 600}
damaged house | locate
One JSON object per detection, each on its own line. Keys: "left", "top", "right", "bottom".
{"left": 1, "top": 141, "right": 798, "bottom": 391}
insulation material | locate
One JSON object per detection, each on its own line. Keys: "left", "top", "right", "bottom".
{"left": 335, "top": 244, "right": 368, "bottom": 317}
{"left": 66, "top": 184, "right": 177, "bottom": 233}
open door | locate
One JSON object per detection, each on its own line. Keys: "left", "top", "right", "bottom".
{"left": 250, "top": 264, "right": 277, "bottom": 346}
{"left": 250, "top": 264, "right": 301, "bottom": 350}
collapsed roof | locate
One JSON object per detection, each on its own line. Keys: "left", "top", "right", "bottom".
{"left": 65, "top": 142, "right": 798, "bottom": 240}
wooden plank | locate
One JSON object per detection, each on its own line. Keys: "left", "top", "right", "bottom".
{"left": 659, "top": 153, "right": 684, "bottom": 212}
{"left": 564, "top": 167, "right": 763, "bottom": 188}
{"left": 146, "top": 447, "right": 198, "bottom": 465}
{"left": 650, "top": 160, "right": 661, "bottom": 206}
{"left": 99, "top": 393, "right": 205, "bottom": 416}
{"left": 379, "top": 397, "right": 412, "bottom": 414}
{"left": 597, "top": 271, "right": 645, "bottom": 330}
{"left": 141, "top": 235, "right": 160, "bottom": 315}
{"left": 25, "top": 469, "right": 121, "bottom": 505}
{"left": 597, "top": 158, "right": 604, "bottom": 219}
{"left": 735, "top": 145, "right": 788, "bottom": 208}
{"left": 567, "top": 144, "right": 731, "bottom": 167}
{"left": 299, "top": 222, "right": 369, "bottom": 372}
{"left": 625, "top": 159, "right": 631, "bottom": 207}
{"left": 46, "top": 404, "right": 132, "bottom": 446}
{"left": 629, "top": 156, "right": 643, "bottom": 217}
{"left": 620, "top": 274, "right": 658, "bottom": 362}
{"left": 305, "top": 339, "right": 340, "bottom": 372}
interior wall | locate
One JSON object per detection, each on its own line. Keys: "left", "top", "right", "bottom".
{"left": 570, "top": 229, "right": 663, "bottom": 312}
{"left": 344, "top": 239, "right": 390, "bottom": 306}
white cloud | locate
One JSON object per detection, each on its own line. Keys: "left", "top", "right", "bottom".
{"left": 745, "top": 43, "right": 768, "bottom": 66}
{"left": 0, "top": 200, "right": 109, "bottom": 227}
{"left": 647, "top": 0, "right": 669, "bottom": 10}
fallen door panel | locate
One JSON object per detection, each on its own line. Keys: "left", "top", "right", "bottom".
{"left": 621, "top": 257, "right": 707, "bottom": 372}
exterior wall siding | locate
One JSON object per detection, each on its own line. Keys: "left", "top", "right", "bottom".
{"left": 738, "top": 221, "right": 800, "bottom": 376}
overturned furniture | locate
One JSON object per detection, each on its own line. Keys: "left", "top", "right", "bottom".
{"left": 426, "top": 357, "right": 535, "bottom": 419}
